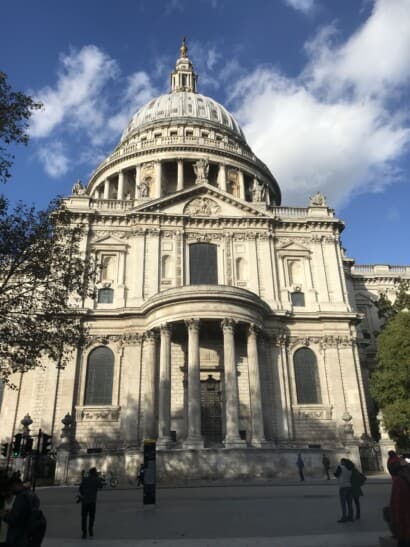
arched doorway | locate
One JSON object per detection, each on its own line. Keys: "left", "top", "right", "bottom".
{"left": 200, "top": 375, "right": 223, "bottom": 446}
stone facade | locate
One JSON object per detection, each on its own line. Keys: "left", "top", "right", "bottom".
{"left": 1, "top": 41, "right": 408, "bottom": 482}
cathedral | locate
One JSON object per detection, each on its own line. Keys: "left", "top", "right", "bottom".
{"left": 0, "top": 40, "right": 408, "bottom": 482}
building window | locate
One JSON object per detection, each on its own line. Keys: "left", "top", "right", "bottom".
{"left": 98, "top": 288, "right": 114, "bottom": 304}
{"left": 189, "top": 243, "right": 218, "bottom": 285}
{"left": 84, "top": 347, "right": 114, "bottom": 405}
{"left": 294, "top": 348, "right": 322, "bottom": 404}
{"left": 236, "top": 257, "right": 246, "bottom": 281}
{"left": 291, "top": 291, "right": 305, "bottom": 307}
{"left": 161, "top": 255, "right": 172, "bottom": 279}
{"left": 101, "top": 255, "right": 116, "bottom": 281}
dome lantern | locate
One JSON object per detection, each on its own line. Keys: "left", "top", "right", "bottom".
{"left": 171, "top": 37, "right": 198, "bottom": 93}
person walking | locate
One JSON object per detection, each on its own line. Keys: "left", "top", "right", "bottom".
{"left": 1, "top": 476, "right": 31, "bottom": 546}
{"left": 390, "top": 462, "right": 410, "bottom": 547}
{"left": 296, "top": 453, "right": 305, "bottom": 481}
{"left": 346, "top": 460, "right": 366, "bottom": 520}
{"left": 388, "top": 451, "right": 403, "bottom": 479}
{"left": 79, "top": 467, "right": 100, "bottom": 540}
{"left": 334, "top": 458, "right": 353, "bottom": 522}
{"left": 0, "top": 478, "right": 13, "bottom": 546}
{"left": 322, "top": 454, "right": 331, "bottom": 480}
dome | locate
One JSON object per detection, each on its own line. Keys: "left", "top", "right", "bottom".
{"left": 121, "top": 92, "right": 246, "bottom": 143}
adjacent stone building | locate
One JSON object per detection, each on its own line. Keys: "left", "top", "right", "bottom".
{"left": 1, "top": 41, "right": 408, "bottom": 481}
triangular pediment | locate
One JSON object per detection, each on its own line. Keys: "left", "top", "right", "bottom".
{"left": 133, "top": 183, "right": 270, "bottom": 218}
{"left": 91, "top": 234, "right": 128, "bottom": 249}
{"left": 277, "top": 239, "right": 311, "bottom": 253}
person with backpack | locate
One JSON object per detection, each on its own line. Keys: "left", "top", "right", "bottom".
{"left": 347, "top": 460, "right": 366, "bottom": 520}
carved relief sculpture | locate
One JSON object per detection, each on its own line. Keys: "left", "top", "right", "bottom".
{"left": 309, "top": 191, "right": 327, "bottom": 207}
{"left": 251, "top": 179, "right": 266, "bottom": 202}
{"left": 184, "top": 197, "right": 220, "bottom": 216}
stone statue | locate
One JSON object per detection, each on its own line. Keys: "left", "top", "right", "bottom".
{"left": 193, "top": 159, "right": 209, "bottom": 184}
{"left": 251, "top": 179, "right": 265, "bottom": 202}
{"left": 138, "top": 179, "right": 150, "bottom": 198}
{"left": 309, "top": 191, "right": 327, "bottom": 207}
{"left": 72, "top": 179, "right": 86, "bottom": 195}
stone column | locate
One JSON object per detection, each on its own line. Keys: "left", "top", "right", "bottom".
{"left": 247, "top": 323, "right": 267, "bottom": 446}
{"left": 238, "top": 171, "right": 245, "bottom": 200}
{"left": 183, "top": 319, "right": 204, "bottom": 448}
{"left": 118, "top": 170, "right": 125, "bottom": 200}
{"left": 218, "top": 164, "right": 227, "bottom": 192}
{"left": 222, "top": 319, "right": 246, "bottom": 447}
{"left": 157, "top": 324, "right": 172, "bottom": 448}
{"left": 134, "top": 165, "right": 141, "bottom": 199}
{"left": 155, "top": 161, "right": 162, "bottom": 198}
{"left": 142, "top": 331, "right": 157, "bottom": 441}
{"left": 177, "top": 159, "right": 184, "bottom": 191}
{"left": 103, "top": 178, "right": 110, "bottom": 200}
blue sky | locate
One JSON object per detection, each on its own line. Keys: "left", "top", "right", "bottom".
{"left": 1, "top": 0, "right": 409, "bottom": 265}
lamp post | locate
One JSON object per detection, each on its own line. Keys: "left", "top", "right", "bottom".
{"left": 20, "top": 413, "right": 33, "bottom": 482}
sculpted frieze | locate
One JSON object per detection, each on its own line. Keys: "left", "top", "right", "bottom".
{"left": 184, "top": 197, "right": 221, "bottom": 216}
{"left": 77, "top": 407, "right": 120, "bottom": 422}
{"left": 294, "top": 406, "right": 332, "bottom": 420}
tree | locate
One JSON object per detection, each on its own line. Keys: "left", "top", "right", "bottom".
{"left": 0, "top": 198, "right": 95, "bottom": 384}
{"left": 0, "top": 71, "right": 42, "bottom": 184}
{"left": 371, "top": 282, "right": 410, "bottom": 448}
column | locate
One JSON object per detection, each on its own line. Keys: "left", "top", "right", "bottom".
{"left": 157, "top": 324, "right": 172, "bottom": 448}
{"left": 155, "top": 161, "right": 162, "bottom": 199}
{"left": 218, "top": 164, "right": 227, "bottom": 192}
{"left": 247, "top": 324, "right": 267, "bottom": 446}
{"left": 103, "top": 178, "right": 110, "bottom": 200}
{"left": 117, "top": 170, "right": 124, "bottom": 200}
{"left": 142, "top": 331, "right": 157, "bottom": 441}
{"left": 134, "top": 165, "right": 141, "bottom": 199}
{"left": 222, "top": 319, "right": 246, "bottom": 447}
{"left": 183, "top": 319, "right": 204, "bottom": 448}
{"left": 177, "top": 159, "right": 184, "bottom": 191}
{"left": 238, "top": 170, "right": 245, "bottom": 200}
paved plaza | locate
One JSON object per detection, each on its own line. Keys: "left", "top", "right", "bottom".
{"left": 40, "top": 479, "right": 393, "bottom": 547}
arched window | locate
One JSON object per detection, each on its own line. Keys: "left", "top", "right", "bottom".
{"left": 189, "top": 243, "right": 218, "bottom": 284}
{"left": 236, "top": 257, "right": 246, "bottom": 281}
{"left": 101, "top": 255, "right": 116, "bottom": 281}
{"left": 294, "top": 347, "right": 321, "bottom": 404}
{"left": 291, "top": 291, "right": 305, "bottom": 307}
{"left": 84, "top": 347, "right": 114, "bottom": 405}
{"left": 161, "top": 255, "right": 172, "bottom": 279}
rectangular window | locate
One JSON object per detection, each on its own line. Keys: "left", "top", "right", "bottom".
{"left": 98, "top": 288, "right": 114, "bottom": 304}
{"left": 189, "top": 243, "right": 218, "bottom": 285}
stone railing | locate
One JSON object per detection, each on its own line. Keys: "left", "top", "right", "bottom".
{"left": 351, "top": 265, "right": 410, "bottom": 275}
{"left": 90, "top": 199, "right": 139, "bottom": 211}
{"left": 271, "top": 207, "right": 309, "bottom": 217}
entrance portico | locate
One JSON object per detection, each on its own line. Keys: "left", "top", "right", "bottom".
{"left": 143, "top": 292, "right": 268, "bottom": 450}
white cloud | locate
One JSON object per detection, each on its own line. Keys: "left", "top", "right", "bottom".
{"left": 230, "top": 0, "right": 410, "bottom": 206}
{"left": 30, "top": 45, "right": 119, "bottom": 138}
{"left": 37, "top": 141, "right": 70, "bottom": 178}
{"left": 107, "top": 72, "right": 157, "bottom": 135}
{"left": 283, "top": 0, "right": 316, "bottom": 14}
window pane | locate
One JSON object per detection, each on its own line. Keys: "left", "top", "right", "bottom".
{"left": 98, "top": 288, "right": 114, "bottom": 303}
{"left": 294, "top": 348, "right": 321, "bottom": 404}
{"left": 291, "top": 291, "right": 305, "bottom": 307}
{"left": 84, "top": 347, "right": 114, "bottom": 405}
{"left": 189, "top": 243, "right": 218, "bottom": 285}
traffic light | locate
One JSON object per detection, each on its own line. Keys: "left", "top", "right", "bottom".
{"left": 1, "top": 442, "right": 8, "bottom": 458}
{"left": 12, "top": 434, "right": 22, "bottom": 457}
{"left": 41, "top": 433, "right": 52, "bottom": 455}
{"left": 21, "top": 437, "right": 33, "bottom": 457}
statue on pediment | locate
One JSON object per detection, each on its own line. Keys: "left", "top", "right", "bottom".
{"left": 193, "top": 159, "right": 209, "bottom": 184}
{"left": 309, "top": 191, "right": 327, "bottom": 207}
{"left": 138, "top": 178, "right": 151, "bottom": 198}
{"left": 72, "top": 179, "right": 86, "bottom": 195}
{"left": 251, "top": 179, "right": 265, "bottom": 202}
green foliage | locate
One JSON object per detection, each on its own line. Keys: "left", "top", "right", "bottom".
{"left": 371, "top": 310, "right": 410, "bottom": 448}
{"left": 376, "top": 280, "right": 410, "bottom": 320}
{"left": 0, "top": 71, "right": 42, "bottom": 183}
{"left": 0, "top": 198, "right": 96, "bottom": 383}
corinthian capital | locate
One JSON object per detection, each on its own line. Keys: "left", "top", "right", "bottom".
{"left": 185, "top": 318, "right": 200, "bottom": 332}
{"left": 221, "top": 318, "right": 235, "bottom": 334}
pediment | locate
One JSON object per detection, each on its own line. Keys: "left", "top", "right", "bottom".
{"left": 134, "top": 183, "right": 269, "bottom": 218}
{"left": 91, "top": 234, "right": 128, "bottom": 249}
{"left": 277, "top": 239, "right": 311, "bottom": 253}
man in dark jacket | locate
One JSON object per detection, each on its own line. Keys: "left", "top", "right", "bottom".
{"left": 79, "top": 467, "right": 100, "bottom": 539}
{"left": 2, "top": 477, "right": 31, "bottom": 546}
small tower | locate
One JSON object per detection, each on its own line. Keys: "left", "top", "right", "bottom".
{"left": 170, "top": 37, "right": 198, "bottom": 93}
